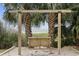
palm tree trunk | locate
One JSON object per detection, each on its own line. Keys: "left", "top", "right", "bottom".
{"left": 25, "top": 14, "right": 32, "bottom": 37}
{"left": 24, "top": 13, "right": 32, "bottom": 46}
{"left": 48, "top": 13, "right": 56, "bottom": 47}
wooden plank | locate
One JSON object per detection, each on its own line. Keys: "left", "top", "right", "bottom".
{"left": 58, "top": 12, "right": 62, "bottom": 54}
{"left": 18, "top": 12, "right": 22, "bottom": 55}
{"left": 9, "top": 10, "right": 75, "bottom": 13}
{"left": 28, "top": 37, "right": 51, "bottom": 48}
{"left": 0, "top": 46, "right": 15, "bottom": 56}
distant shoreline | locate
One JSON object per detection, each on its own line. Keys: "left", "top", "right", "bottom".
{"left": 31, "top": 32, "right": 48, "bottom": 34}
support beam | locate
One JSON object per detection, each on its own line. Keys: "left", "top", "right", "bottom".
{"left": 9, "top": 10, "right": 75, "bottom": 13}
{"left": 58, "top": 12, "right": 62, "bottom": 54}
{"left": 18, "top": 12, "right": 22, "bottom": 55}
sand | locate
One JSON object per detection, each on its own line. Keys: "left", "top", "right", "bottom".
{"left": 1, "top": 46, "right": 79, "bottom": 56}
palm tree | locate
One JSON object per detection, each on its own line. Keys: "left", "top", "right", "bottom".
{"left": 3, "top": 3, "right": 48, "bottom": 46}
{"left": 47, "top": 4, "right": 61, "bottom": 47}
{"left": 56, "top": 3, "right": 79, "bottom": 45}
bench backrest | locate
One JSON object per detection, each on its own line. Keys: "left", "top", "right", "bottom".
{"left": 28, "top": 37, "right": 51, "bottom": 48}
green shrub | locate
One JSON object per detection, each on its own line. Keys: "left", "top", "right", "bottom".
{"left": 0, "top": 22, "right": 18, "bottom": 49}
{"left": 64, "top": 38, "right": 75, "bottom": 46}
{"left": 75, "top": 39, "right": 79, "bottom": 46}
{"left": 52, "top": 38, "right": 75, "bottom": 48}
{"left": 0, "top": 31, "right": 18, "bottom": 49}
{"left": 52, "top": 39, "right": 64, "bottom": 48}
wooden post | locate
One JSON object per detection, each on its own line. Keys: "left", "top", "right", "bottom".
{"left": 18, "top": 11, "right": 22, "bottom": 55}
{"left": 58, "top": 12, "right": 62, "bottom": 54}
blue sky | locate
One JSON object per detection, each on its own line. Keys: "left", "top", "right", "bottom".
{"left": 0, "top": 4, "right": 48, "bottom": 33}
{"left": 0, "top": 4, "right": 5, "bottom": 18}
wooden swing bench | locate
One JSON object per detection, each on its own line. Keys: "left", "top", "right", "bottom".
{"left": 28, "top": 37, "right": 51, "bottom": 48}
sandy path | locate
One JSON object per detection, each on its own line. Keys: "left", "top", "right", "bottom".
{"left": 1, "top": 46, "right": 79, "bottom": 56}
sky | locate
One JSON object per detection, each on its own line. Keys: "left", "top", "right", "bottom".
{"left": 0, "top": 4, "right": 5, "bottom": 19}
{"left": 0, "top": 4, "right": 48, "bottom": 33}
